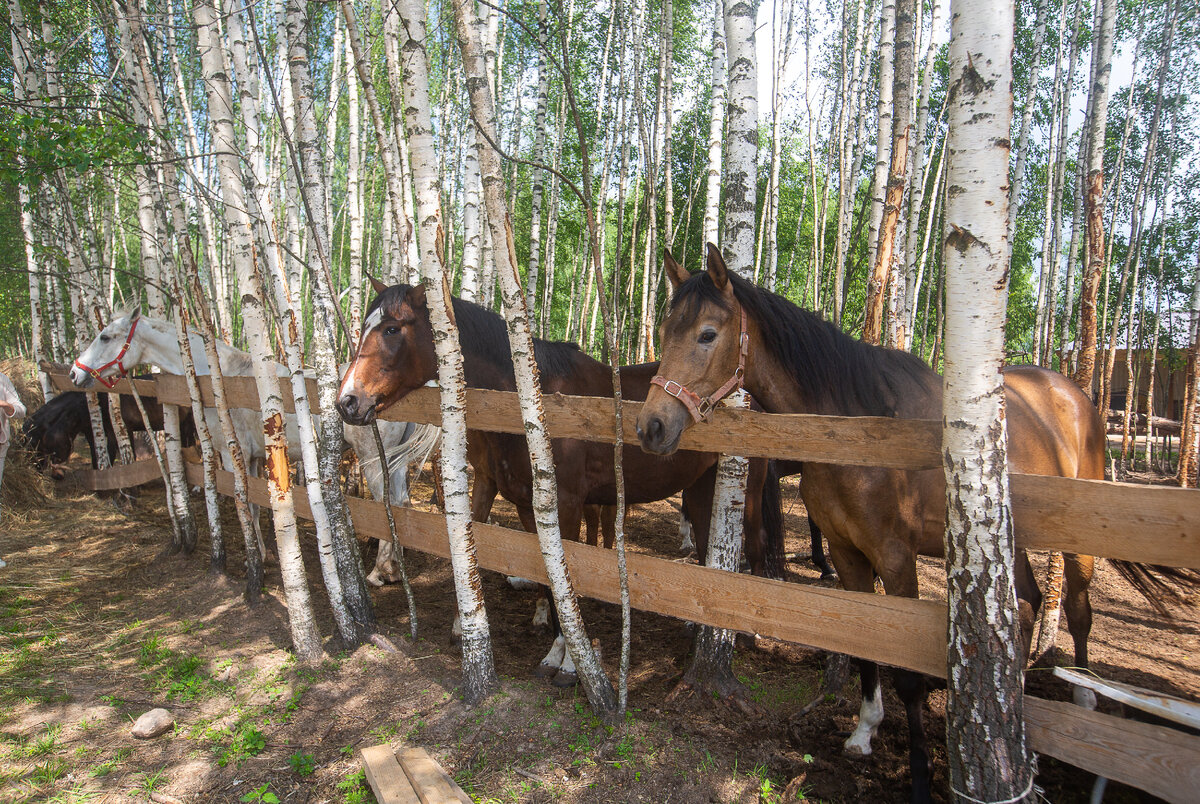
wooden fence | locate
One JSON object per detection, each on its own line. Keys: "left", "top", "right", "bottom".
{"left": 47, "top": 373, "right": 1200, "bottom": 802}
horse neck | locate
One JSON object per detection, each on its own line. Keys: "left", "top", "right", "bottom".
{"left": 136, "top": 318, "right": 190, "bottom": 375}
{"left": 743, "top": 324, "right": 816, "bottom": 416}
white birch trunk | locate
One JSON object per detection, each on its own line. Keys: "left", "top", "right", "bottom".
{"left": 395, "top": 0, "right": 499, "bottom": 701}
{"left": 720, "top": 0, "right": 759, "bottom": 273}
{"left": 867, "top": 0, "right": 897, "bottom": 275}
{"left": 194, "top": 0, "right": 322, "bottom": 660}
{"left": 452, "top": 0, "right": 618, "bottom": 713}
{"left": 702, "top": 0, "right": 725, "bottom": 247}
{"left": 283, "top": 0, "right": 377, "bottom": 641}
{"left": 942, "top": 0, "right": 1029, "bottom": 796}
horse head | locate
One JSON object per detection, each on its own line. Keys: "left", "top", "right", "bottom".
{"left": 637, "top": 244, "right": 748, "bottom": 456}
{"left": 336, "top": 278, "right": 437, "bottom": 426}
{"left": 69, "top": 307, "right": 144, "bottom": 389}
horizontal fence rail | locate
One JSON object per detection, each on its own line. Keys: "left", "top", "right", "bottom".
{"left": 51, "top": 372, "right": 1200, "bottom": 570}
{"left": 47, "top": 371, "right": 1200, "bottom": 803}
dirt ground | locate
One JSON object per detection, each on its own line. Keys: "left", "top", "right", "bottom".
{"left": 0, "top": 451, "right": 1196, "bottom": 803}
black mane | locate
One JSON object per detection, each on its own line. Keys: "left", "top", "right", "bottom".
{"left": 670, "top": 271, "right": 937, "bottom": 417}
{"left": 370, "top": 284, "right": 586, "bottom": 382}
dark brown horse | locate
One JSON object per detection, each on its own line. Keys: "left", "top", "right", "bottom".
{"left": 635, "top": 246, "right": 1183, "bottom": 803}
{"left": 23, "top": 389, "right": 196, "bottom": 477}
{"left": 337, "top": 280, "right": 784, "bottom": 684}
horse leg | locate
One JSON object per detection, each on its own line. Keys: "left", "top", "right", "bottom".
{"left": 742, "top": 459, "right": 773, "bottom": 578}
{"left": 470, "top": 469, "right": 498, "bottom": 524}
{"left": 1013, "top": 549, "right": 1041, "bottom": 664}
{"left": 682, "top": 469, "right": 716, "bottom": 565}
{"left": 601, "top": 505, "right": 616, "bottom": 550}
{"left": 808, "top": 518, "right": 837, "bottom": 580}
{"left": 247, "top": 457, "right": 269, "bottom": 562}
{"left": 827, "top": 544, "right": 887, "bottom": 756}
{"left": 583, "top": 505, "right": 599, "bottom": 546}
{"left": 895, "top": 670, "right": 932, "bottom": 804}
{"left": 678, "top": 508, "right": 695, "bottom": 553}
{"left": 1063, "top": 553, "right": 1097, "bottom": 709}
{"left": 876, "top": 543, "right": 934, "bottom": 804}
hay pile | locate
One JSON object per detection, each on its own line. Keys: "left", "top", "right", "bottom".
{"left": 1, "top": 357, "right": 51, "bottom": 516}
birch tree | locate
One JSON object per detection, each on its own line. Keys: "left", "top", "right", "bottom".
{"left": 702, "top": 0, "right": 725, "bottom": 247}
{"left": 720, "top": 0, "right": 759, "bottom": 269}
{"left": 863, "top": 0, "right": 916, "bottom": 345}
{"left": 394, "top": 0, "right": 499, "bottom": 703}
{"left": 452, "top": 0, "right": 618, "bottom": 715}
{"left": 281, "top": 0, "right": 376, "bottom": 642}
{"left": 941, "top": 0, "right": 1029, "bottom": 798}
{"left": 1072, "top": 0, "right": 1118, "bottom": 392}
{"left": 193, "top": 0, "right": 322, "bottom": 661}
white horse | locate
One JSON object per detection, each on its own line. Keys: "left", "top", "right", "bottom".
{"left": 69, "top": 309, "right": 439, "bottom": 583}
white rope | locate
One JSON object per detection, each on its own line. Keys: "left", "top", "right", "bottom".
{"left": 950, "top": 774, "right": 1036, "bottom": 804}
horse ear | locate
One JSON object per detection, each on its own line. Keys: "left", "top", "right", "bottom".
{"left": 408, "top": 282, "right": 428, "bottom": 309}
{"left": 368, "top": 275, "right": 388, "bottom": 294}
{"left": 128, "top": 306, "right": 141, "bottom": 323}
{"left": 705, "top": 243, "right": 731, "bottom": 292}
{"left": 663, "top": 250, "right": 690, "bottom": 290}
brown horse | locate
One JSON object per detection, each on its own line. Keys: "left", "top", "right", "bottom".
{"left": 337, "top": 280, "right": 784, "bottom": 684}
{"left": 636, "top": 246, "right": 1120, "bottom": 803}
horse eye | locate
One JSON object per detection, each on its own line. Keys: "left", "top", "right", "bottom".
{"left": 384, "top": 326, "right": 401, "bottom": 337}
{"left": 99, "top": 334, "right": 111, "bottom": 343}
{"left": 698, "top": 329, "right": 717, "bottom": 345}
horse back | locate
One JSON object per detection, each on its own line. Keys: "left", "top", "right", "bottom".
{"left": 1003, "top": 365, "right": 1105, "bottom": 481}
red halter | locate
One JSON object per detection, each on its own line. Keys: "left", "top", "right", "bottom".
{"left": 73, "top": 316, "right": 140, "bottom": 390}
{"left": 650, "top": 308, "right": 749, "bottom": 423}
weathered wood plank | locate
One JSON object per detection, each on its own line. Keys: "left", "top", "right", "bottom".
{"left": 360, "top": 744, "right": 421, "bottom": 804}
{"left": 65, "top": 370, "right": 1200, "bottom": 570}
{"left": 1025, "top": 696, "right": 1200, "bottom": 804}
{"left": 1013, "top": 474, "right": 1200, "bottom": 569}
{"left": 375, "top": 386, "right": 946, "bottom": 470}
{"left": 1052, "top": 667, "right": 1200, "bottom": 730}
{"left": 71, "top": 458, "right": 162, "bottom": 491}
{"left": 397, "top": 748, "right": 472, "bottom": 804}
{"left": 181, "top": 463, "right": 949, "bottom": 677}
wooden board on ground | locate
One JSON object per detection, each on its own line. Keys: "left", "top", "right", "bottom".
{"left": 397, "top": 747, "right": 473, "bottom": 804}
{"left": 360, "top": 744, "right": 471, "bottom": 804}
{"left": 1025, "top": 695, "right": 1200, "bottom": 804}
{"left": 359, "top": 744, "right": 420, "bottom": 804}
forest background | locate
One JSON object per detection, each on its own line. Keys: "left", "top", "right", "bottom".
{"left": 0, "top": 0, "right": 1196, "bottom": 453}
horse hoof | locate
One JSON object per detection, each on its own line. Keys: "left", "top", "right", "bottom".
{"left": 843, "top": 738, "right": 873, "bottom": 757}
{"left": 366, "top": 572, "right": 384, "bottom": 587}
{"left": 533, "top": 662, "right": 558, "bottom": 680}
{"left": 507, "top": 576, "right": 539, "bottom": 591}
{"left": 552, "top": 669, "right": 578, "bottom": 688}
{"left": 820, "top": 571, "right": 838, "bottom": 581}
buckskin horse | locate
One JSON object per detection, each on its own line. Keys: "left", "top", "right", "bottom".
{"left": 335, "top": 279, "right": 785, "bottom": 685}
{"left": 636, "top": 245, "right": 1196, "bottom": 803}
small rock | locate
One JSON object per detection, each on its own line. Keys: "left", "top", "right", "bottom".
{"left": 131, "top": 708, "right": 174, "bottom": 739}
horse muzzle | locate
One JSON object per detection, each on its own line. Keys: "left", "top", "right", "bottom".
{"left": 336, "top": 392, "right": 377, "bottom": 426}
{"left": 636, "top": 413, "right": 682, "bottom": 456}
{"left": 69, "top": 366, "right": 94, "bottom": 389}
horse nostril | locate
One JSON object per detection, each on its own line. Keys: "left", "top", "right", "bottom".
{"left": 647, "top": 417, "right": 663, "bottom": 444}
{"left": 337, "top": 394, "right": 358, "bottom": 417}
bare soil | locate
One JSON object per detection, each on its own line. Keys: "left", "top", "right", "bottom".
{"left": 0, "top": 457, "right": 1195, "bottom": 803}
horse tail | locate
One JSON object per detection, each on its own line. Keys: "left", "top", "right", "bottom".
{"left": 762, "top": 459, "right": 786, "bottom": 580}
{"left": 1108, "top": 559, "right": 1200, "bottom": 617}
